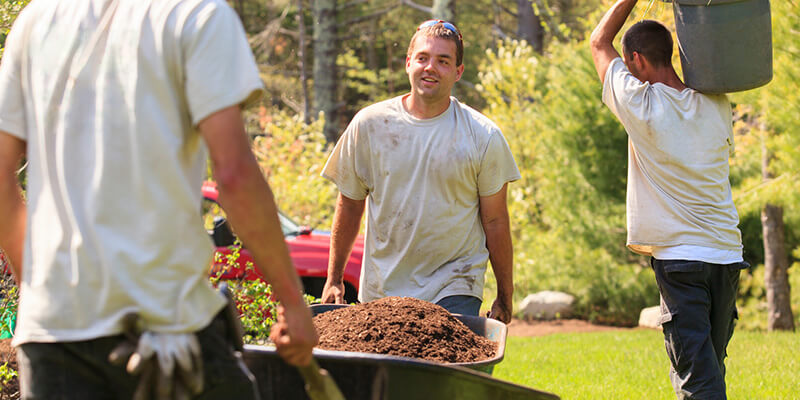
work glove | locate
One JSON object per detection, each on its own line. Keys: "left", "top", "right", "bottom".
{"left": 109, "top": 314, "right": 204, "bottom": 400}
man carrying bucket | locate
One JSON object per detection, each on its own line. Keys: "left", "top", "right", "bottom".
{"left": 590, "top": 1, "right": 748, "bottom": 398}
{"left": 319, "top": 20, "right": 520, "bottom": 324}
{"left": 0, "top": 0, "right": 317, "bottom": 398}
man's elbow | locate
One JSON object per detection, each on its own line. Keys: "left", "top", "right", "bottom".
{"left": 589, "top": 30, "right": 607, "bottom": 55}
{"left": 213, "top": 159, "right": 262, "bottom": 197}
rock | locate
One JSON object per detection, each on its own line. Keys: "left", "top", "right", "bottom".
{"left": 518, "top": 291, "right": 575, "bottom": 320}
{"left": 638, "top": 306, "right": 662, "bottom": 329}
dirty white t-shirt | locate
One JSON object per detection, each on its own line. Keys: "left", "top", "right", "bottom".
{"left": 602, "top": 58, "right": 742, "bottom": 261}
{"left": 0, "top": 0, "right": 263, "bottom": 344}
{"left": 322, "top": 95, "right": 520, "bottom": 303}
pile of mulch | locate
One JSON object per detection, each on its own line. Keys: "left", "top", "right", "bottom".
{"left": 313, "top": 297, "right": 496, "bottom": 363}
{"left": 0, "top": 339, "right": 19, "bottom": 399}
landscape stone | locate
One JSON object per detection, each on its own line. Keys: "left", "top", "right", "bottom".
{"left": 518, "top": 291, "right": 575, "bottom": 320}
{"left": 638, "top": 305, "right": 662, "bottom": 329}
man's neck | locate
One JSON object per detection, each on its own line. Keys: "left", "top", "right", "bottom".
{"left": 650, "top": 68, "right": 688, "bottom": 91}
{"left": 403, "top": 93, "right": 451, "bottom": 120}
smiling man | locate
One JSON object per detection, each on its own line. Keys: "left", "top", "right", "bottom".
{"left": 319, "top": 20, "right": 520, "bottom": 323}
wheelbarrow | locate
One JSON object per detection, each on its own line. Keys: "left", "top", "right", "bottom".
{"left": 241, "top": 304, "right": 559, "bottom": 400}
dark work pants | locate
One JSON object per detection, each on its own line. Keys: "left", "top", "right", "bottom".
{"left": 652, "top": 258, "right": 749, "bottom": 400}
{"left": 18, "top": 310, "right": 259, "bottom": 400}
{"left": 436, "top": 295, "right": 482, "bottom": 316}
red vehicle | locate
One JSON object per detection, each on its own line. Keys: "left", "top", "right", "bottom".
{"left": 202, "top": 181, "right": 362, "bottom": 303}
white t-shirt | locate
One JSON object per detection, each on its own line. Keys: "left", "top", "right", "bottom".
{"left": 602, "top": 58, "right": 742, "bottom": 263}
{"left": 322, "top": 95, "right": 521, "bottom": 303}
{"left": 0, "top": 0, "right": 264, "bottom": 345}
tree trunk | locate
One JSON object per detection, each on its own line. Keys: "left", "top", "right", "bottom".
{"left": 517, "top": 0, "right": 543, "bottom": 54}
{"left": 761, "top": 138, "right": 795, "bottom": 331}
{"left": 432, "top": 0, "right": 455, "bottom": 22}
{"left": 235, "top": 0, "right": 246, "bottom": 28}
{"left": 312, "top": 0, "right": 340, "bottom": 143}
{"left": 297, "top": 0, "right": 311, "bottom": 124}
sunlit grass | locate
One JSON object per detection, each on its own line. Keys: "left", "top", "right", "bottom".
{"left": 495, "top": 329, "right": 799, "bottom": 399}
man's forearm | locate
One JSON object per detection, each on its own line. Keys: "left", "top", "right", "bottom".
{"left": 0, "top": 134, "right": 26, "bottom": 282}
{"left": 591, "top": 0, "right": 637, "bottom": 45}
{"left": 590, "top": 0, "right": 638, "bottom": 81}
{"left": 216, "top": 167, "right": 305, "bottom": 307}
{"left": 0, "top": 181, "right": 25, "bottom": 281}
{"left": 199, "top": 106, "right": 306, "bottom": 308}
{"left": 484, "top": 219, "right": 514, "bottom": 303}
{"left": 327, "top": 193, "right": 364, "bottom": 283}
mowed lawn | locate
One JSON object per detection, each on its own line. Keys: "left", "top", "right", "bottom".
{"left": 494, "top": 329, "right": 799, "bottom": 399}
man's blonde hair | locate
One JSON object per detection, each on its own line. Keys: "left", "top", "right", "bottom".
{"left": 407, "top": 23, "right": 463, "bottom": 66}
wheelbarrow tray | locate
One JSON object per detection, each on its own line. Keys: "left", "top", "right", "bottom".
{"left": 242, "top": 344, "right": 559, "bottom": 400}
{"left": 308, "top": 303, "right": 506, "bottom": 373}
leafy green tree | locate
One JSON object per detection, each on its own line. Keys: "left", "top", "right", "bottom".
{"left": 478, "top": 38, "right": 656, "bottom": 325}
{"left": 731, "top": 0, "right": 799, "bottom": 331}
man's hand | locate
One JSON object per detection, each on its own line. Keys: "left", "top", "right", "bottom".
{"left": 487, "top": 297, "right": 513, "bottom": 324}
{"left": 590, "top": 0, "right": 639, "bottom": 82}
{"left": 269, "top": 304, "right": 318, "bottom": 367}
{"left": 320, "top": 279, "right": 346, "bottom": 304}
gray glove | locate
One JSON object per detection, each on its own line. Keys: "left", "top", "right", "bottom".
{"left": 109, "top": 314, "right": 204, "bottom": 400}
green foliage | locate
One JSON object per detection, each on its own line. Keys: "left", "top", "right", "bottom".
{"left": 0, "top": 0, "right": 29, "bottom": 59}
{"left": 0, "top": 362, "right": 17, "bottom": 393}
{"left": 737, "top": 262, "right": 800, "bottom": 331}
{"left": 338, "top": 49, "right": 406, "bottom": 112}
{"left": 495, "top": 329, "right": 800, "bottom": 399}
{"left": 478, "top": 38, "right": 657, "bottom": 325}
{"left": 248, "top": 109, "right": 338, "bottom": 228}
{"left": 208, "top": 241, "right": 278, "bottom": 344}
{"left": 0, "top": 253, "right": 17, "bottom": 339}
{"left": 208, "top": 238, "right": 321, "bottom": 344}
{"left": 729, "top": 0, "right": 800, "bottom": 266}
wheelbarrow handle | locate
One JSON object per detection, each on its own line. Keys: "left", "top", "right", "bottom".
{"left": 297, "top": 358, "right": 345, "bottom": 400}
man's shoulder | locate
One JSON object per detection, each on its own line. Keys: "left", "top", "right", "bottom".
{"left": 451, "top": 98, "right": 501, "bottom": 135}
{"left": 352, "top": 96, "right": 403, "bottom": 123}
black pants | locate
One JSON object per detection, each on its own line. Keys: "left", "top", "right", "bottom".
{"left": 18, "top": 310, "right": 259, "bottom": 400}
{"left": 652, "top": 258, "right": 749, "bottom": 400}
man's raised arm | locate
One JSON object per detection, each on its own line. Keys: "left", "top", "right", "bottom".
{"left": 590, "top": 0, "right": 638, "bottom": 83}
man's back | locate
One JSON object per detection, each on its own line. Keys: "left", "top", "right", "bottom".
{"left": 601, "top": 58, "right": 742, "bottom": 256}
{"left": 0, "top": 0, "right": 263, "bottom": 344}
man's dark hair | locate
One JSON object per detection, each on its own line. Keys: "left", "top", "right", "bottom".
{"left": 622, "top": 20, "right": 673, "bottom": 68}
{"left": 408, "top": 24, "right": 463, "bottom": 67}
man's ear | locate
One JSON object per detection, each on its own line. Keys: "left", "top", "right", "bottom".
{"left": 633, "top": 51, "right": 651, "bottom": 72}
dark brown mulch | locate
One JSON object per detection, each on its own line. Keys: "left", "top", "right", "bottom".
{"left": 313, "top": 297, "right": 496, "bottom": 364}
{"left": 0, "top": 339, "right": 19, "bottom": 399}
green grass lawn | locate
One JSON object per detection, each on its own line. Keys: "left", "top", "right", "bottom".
{"left": 494, "top": 329, "right": 799, "bottom": 399}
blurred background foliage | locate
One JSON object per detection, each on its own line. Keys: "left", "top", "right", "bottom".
{"left": 0, "top": 0, "right": 796, "bottom": 329}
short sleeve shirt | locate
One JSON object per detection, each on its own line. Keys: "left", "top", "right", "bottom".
{"left": 322, "top": 96, "right": 520, "bottom": 303}
{"left": 0, "top": 0, "right": 264, "bottom": 344}
{"left": 601, "top": 58, "right": 742, "bottom": 259}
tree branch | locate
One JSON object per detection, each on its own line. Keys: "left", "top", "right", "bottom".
{"left": 344, "top": 5, "right": 398, "bottom": 25}
{"left": 400, "top": 0, "right": 432, "bottom": 14}
{"left": 492, "top": 25, "right": 511, "bottom": 41}
{"left": 497, "top": 2, "right": 518, "bottom": 17}
{"left": 280, "top": 93, "right": 303, "bottom": 115}
{"left": 341, "top": 0, "right": 369, "bottom": 9}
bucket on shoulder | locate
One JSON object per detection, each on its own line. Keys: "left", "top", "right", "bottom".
{"left": 670, "top": 0, "right": 772, "bottom": 93}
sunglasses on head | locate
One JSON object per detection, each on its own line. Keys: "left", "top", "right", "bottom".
{"left": 416, "top": 19, "right": 462, "bottom": 43}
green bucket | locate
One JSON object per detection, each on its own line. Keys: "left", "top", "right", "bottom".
{"left": 671, "top": 0, "right": 772, "bottom": 93}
